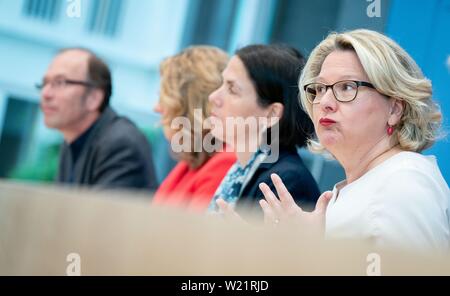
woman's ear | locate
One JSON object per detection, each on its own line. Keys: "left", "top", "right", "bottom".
{"left": 267, "top": 102, "right": 284, "bottom": 127}
{"left": 388, "top": 97, "right": 405, "bottom": 126}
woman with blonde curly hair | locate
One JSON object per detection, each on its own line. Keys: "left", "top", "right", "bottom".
{"left": 253, "top": 29, "right": 449, "bottom": 252}
{"left": 152, "top": 46, "right": 236, "bottom": 211}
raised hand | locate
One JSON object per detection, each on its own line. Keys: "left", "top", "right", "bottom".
{"left": 259, "top": 173, "right": 332, "bottom": 235}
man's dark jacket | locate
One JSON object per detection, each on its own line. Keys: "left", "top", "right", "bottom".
{"left": 57, "top": 107, "right": 158, "bottom": 190}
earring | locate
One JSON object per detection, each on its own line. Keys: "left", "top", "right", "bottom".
{"left": 387, "top": 124, "right": 394, "bottom": 136}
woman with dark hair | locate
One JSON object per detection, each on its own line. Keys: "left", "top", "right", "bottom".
{"left": 208, "top": 44, "right": 320, "bottom": 216}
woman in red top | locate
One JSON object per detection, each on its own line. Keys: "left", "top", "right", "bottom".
{"left": 152, "top": 46, "right": 236, "bottom": 211}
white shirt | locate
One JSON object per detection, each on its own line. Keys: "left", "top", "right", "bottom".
{"left": 325, "top": 151, "right": 450, "bottom": 252}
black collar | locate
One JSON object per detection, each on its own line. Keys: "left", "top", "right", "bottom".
{"left": 68, "top": 116, "right": 100, "bottom": 164}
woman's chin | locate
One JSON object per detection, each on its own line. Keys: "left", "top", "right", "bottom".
{"left": 318, "top": 134, "right": 340, "bottom": 148}
{"left": 163, "top": 128, "right": 175, "bottom": 142}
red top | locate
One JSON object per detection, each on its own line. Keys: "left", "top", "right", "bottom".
{"left": 152, "top": 151, "right": 236, "bottom": 212}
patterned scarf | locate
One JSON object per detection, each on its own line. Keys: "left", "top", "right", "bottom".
{"left": 208, "top": 149, "right": 266, "bottom": 212}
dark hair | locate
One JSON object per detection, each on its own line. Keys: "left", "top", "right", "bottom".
{"left": 59, "top": 47, "right": 112, "bottom": 112}
{"left": 235, "top": 44, "right": 315, "bottom": 150}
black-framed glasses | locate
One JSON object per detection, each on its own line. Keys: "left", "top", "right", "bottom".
{"left": 303, "top": 80, "right": 376, "bottom": 104}
{"left": 35, "top": 78, "right": 98, "bottom": 90}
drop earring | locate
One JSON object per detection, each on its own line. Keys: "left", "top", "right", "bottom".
{"left": 387, "top": 124, "right": 394, "bottom": 136}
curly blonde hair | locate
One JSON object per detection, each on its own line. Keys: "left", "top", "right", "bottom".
{"left": 159, "top": 46, "right": 228, "bottom": 168}
{"left": 299, "top": 29, "right": 442, "bottom": 153}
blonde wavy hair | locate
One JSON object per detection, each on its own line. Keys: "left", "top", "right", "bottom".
{"left": 159, "top": 46, "right": 228, "bottom": 168}
{"left": 299, "top": 29, "right": 442, "bottom": 153}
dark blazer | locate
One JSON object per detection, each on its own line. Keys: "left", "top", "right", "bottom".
{"left": 57, "top": 107, "right": 158, "bottom": 190}
{"left": 236, "top": 149, "right": 320, "bottom": 215}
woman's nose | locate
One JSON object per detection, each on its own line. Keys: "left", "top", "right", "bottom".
{"left": 153, "top": 102, "right": 162, "bottom": 114}
{"left": 208, "top": 88, "right": 221, "bottom": 106}
{"left": 319, "top": 88, "right": 337, "bottom": 112}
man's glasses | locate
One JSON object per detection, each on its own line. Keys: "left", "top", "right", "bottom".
{"left": 35, "top": 78, "right": 97, "bottom": 90}
{"left": 303, "top": 80, "right": 376, "bottom": 104}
